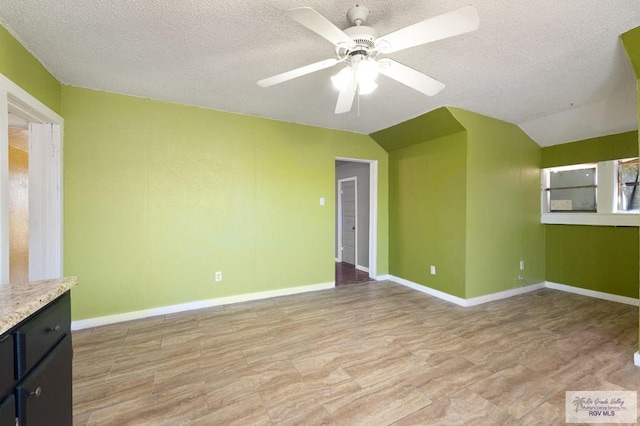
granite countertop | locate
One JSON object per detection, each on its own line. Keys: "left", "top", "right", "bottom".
{"left": 0, "top": 276, "right": 78, "bottom": 335}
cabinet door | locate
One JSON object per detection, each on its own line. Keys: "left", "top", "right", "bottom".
{"left": 0, "top": 334, "right": 14, "bottom": 400}
{"left": 0, "top": 394, "right": 16, "bottom": 426}
{"left": 15, "top": 293, "right": 70, "bottom": 379}
{"left": 16, "top": 335, "right": 71, "bottom": 426}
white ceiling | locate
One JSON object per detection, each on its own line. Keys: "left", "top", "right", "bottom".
{"left": 0, "top": 0, "right": 638, "bottom": 146}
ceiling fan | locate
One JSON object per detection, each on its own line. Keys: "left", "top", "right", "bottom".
{"left": 257, "top": 4, "right": 480, "bottom": 114}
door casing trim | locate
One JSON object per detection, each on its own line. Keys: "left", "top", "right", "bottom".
{"left": 335, "top": 158, "right": 378, "bottom": 279}
{"left": 0, "top": 73, "right": 64, "bottom": 284}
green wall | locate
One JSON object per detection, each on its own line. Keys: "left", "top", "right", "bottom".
{"left": 0, "top": 26, "right": 61, "bottom": 114}
{"left": 388, "top": 132, "right": 468, "bottom": 298}
{"left": 62, "top": 86, "right": 389, "bottom": 320}
{"left": 379, "top": 107, "right": 544, "bottom": 299}
{"left": 372, "top": 107, "right": 466, "bottom": 152}
{"left": 541, "top": 132, "right": 639, "bottom": 300}
{"left": 546, "top": 225, "right": 638, "bottom": 298}
{"left": 541, "top": 131, "right": 638, "bottom": 168}
{"left": 451, "top": 109, "right": 545, "bottom": 298}
{"left": 621, "top": 28, "right": 640, "bottom": 77}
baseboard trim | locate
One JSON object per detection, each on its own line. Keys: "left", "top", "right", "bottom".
{"left": 388, "top": 275, "right": 468, "bottom": 306}
{"left": 387, "top": 275, "right": 639, "bottom": 308}
{"left": 71, "top": 281, "right": 335, "bottom": 330}
{"left": 388, "top": 275, "right": 546, "bottom": 307}
{"left": 635, "top": 352, "right": 640, "bottom": 367}
{"left": 465, "top": 282, "right": 546, "bottom": 307}
{"left": 355, "top": 265, "right": 369, "bottom": 273}
{"left": 545, "top": 281, "right": 639, "bottom": 307}
{"left": 376, "top": 274, "right": 391, "bottom": 281}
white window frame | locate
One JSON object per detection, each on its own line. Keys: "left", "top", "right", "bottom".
{"left": 614, "top": 157, "right": 640, "bottom": 215}
{"left": 541, "top": 160, "right": 639, "bottom": 227}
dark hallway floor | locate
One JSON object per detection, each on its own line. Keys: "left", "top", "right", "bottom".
{"left": 335, "top": 262, "right": 372, "bottom": 286}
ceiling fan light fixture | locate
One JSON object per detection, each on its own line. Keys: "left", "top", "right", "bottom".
{"left": 357, "top": 79, "right": 377, "bottom": 95}
{"left": 331, "top": 66, "right": 353, "bottom": 90}
{"left": 356, "top": 59, "right": 379, "bottom": 83}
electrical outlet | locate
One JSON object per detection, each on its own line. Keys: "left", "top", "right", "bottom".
{"left": 519, "top": 260, "right": 525, "bottom": 271}
{"left": 430, "top": 265, "right": 436, "bottom": 275}
{"left": 215, "top": 271, "right": 222, "bottom": 282}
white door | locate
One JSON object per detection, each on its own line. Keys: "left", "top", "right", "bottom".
{"left": 28, "top": 123, "right": 62, "bottom": 281}
{"left": 340, "top": 179, "right": 357, "bottom": 265}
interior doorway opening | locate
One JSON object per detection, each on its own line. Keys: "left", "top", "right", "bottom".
{"left": 335, "top": 158, "right": 377, "bottom": 286}
{"left": 0, "top": 74, "right": 64, "bottom": 284}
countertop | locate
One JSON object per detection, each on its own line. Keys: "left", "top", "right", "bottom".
{"left": 0, "top": 276, "right": 78, "bottom": 335}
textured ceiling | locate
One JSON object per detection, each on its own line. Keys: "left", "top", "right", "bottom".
{"left": 0, "top": 0, "right": 638, "bottom": 146}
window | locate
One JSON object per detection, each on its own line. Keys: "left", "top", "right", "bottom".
{"left": 545, "top": 165, "right": 597, "bottom": 212}
{"left": 541, "top": 158, "right": 639, "bottom": 227}
{"left": 617, "top": 158, "right": 639, "bottom": 212}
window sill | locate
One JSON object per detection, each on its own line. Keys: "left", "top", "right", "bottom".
{"left": 541, "top": 213, "right": 639, "bottom": 227}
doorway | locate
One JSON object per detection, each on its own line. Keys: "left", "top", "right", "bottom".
{"left": 0, "top": 74, "right": 64, "bottom": 284}
{"left": 335, "top": 158, "right": 377, "bottom": 285}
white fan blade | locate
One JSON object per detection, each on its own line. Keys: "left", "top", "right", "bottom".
{"left": 286, "top": 7, "right": 354, "bottom": 47}
{"left": 335, "top": 74, "right": 356, "bottom": 114}
{"left": 379, "top": 5, "right": 479, "bottom": 54}
{"left": 257, "top": 58, "right": 339, "bottom": 87}
{"left": 378, "top": 59, "right": 445, "bottom": 96}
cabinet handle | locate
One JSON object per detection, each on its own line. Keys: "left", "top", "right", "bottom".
{"left": 30, "top": 386, "right": 42, "bottom": 398}
{"left": 47, "top": 324, "right": 61, "bottom": 333}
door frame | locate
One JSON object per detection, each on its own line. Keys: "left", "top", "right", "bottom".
{"left": 337, "top": 177, "right": 358, "bottom": 265}
{"left": 0, "top": 73, "right": 64, "bottom": 284}
{"left": 335, "top": 157, "right": 378, "bottom": 279}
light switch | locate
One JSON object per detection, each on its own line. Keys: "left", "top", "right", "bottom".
{"left": 320, "top": 197, "right": 325, "bottom": 206}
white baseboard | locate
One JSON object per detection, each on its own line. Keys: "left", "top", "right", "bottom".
{"left": 635, "top": 352, "right": 640, "bottom": 367}
{"left": 71, "top": 281, "right": 335, "bottom": 330}
{"left": 465, "top": 282, "right": 546, "bottom": 306}
{"left": 376, "top": 274, "right": 391, "bottom": 281}
{"left": 335, "top": 257, "right": 340, "bottom": 262}
{"left": 356, "top": 264, "right": 369, "bottom": 273}
{"left": 545, "top": 281, "right": 639, "bottom": 307}
{"left": 389, "top": 275, "right": 468, "bottom": 306}
{"left": 387, "top": 275, "right": 639, "bottom": 308}
{"left": 388, "top": 275, "right": 546, "bottom": 307}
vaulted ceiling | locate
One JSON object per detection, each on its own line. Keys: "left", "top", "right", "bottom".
{"left": 0, "top": 1, "right": 638, "bottom": 146}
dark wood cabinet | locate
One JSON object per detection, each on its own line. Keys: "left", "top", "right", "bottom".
{"left": 15, "top": 294, "right": 70, "bottom": 380}
{"left": 0, "top": 292, "right": 72, "bottom": 425}
{"left": 16, "top": 336, "right": 72, "bottom": 425}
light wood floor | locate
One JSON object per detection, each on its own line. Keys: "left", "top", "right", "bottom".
{"left": 72, "top": 282, "right": 640, "bottom": 425}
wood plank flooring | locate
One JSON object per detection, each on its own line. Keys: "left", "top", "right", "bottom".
{"left": 72, "top": 282, "right": 640, "bottom": 425}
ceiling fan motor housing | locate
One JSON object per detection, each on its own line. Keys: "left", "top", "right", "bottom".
{"left": 333, "top": 4, "right": 380, "bottom": 62}
{"left": 338, "top": 25, "right": 380, "bottom": 62}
